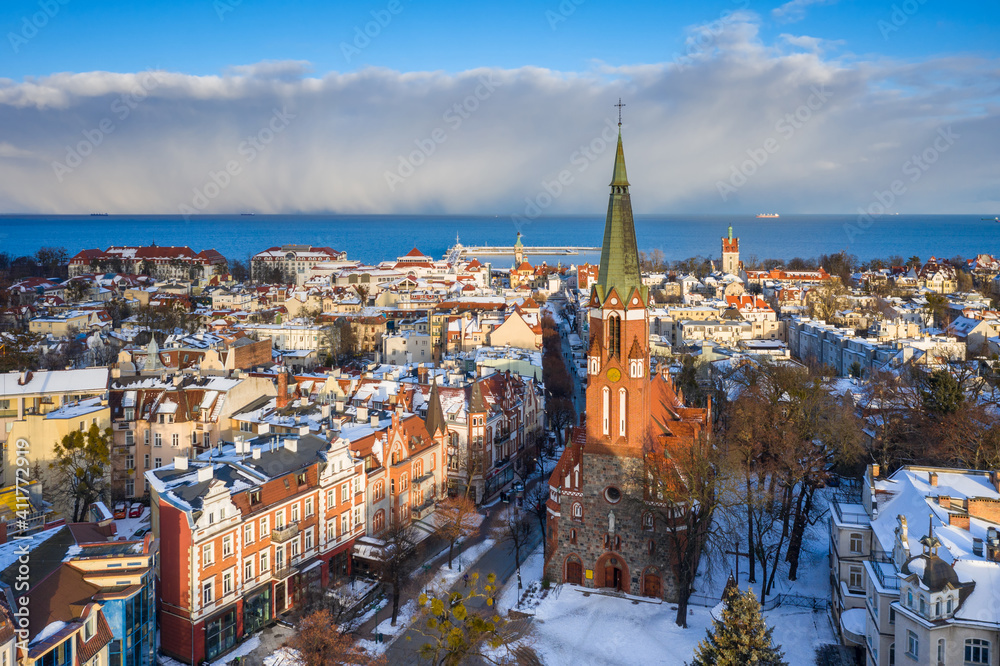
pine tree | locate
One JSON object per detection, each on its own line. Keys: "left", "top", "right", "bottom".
{"left": 690, "top": 587, "right": 787, "bottom": 666}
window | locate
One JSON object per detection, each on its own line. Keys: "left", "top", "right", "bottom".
{"left": 249, "top": 490, "right": 261, "bottom": 505}
{"left": 144, "top": 430, "right": 150, "bottom": 445}
{"left": 608, "top": 313, "right": 621, "bottom": 357}
{"left": 618, "top": 388, "right": 627, "bottom": 436}
{"left": 203, "top": 543, "right": 214, "bottom": 566}
{"left": 172, "top": 433, "right": 179, "bottom": 447}
{"left": 297, "top": 472, "right": 307, "bottom": 486}
{"left": 127, "top": 454, "right": 135, "bottom": 470}
{"left": 643, "top": 513, "right": 653, "bottom": 530}
{"left": 126, "top": 430, "right": 134, "bottom": 446}
{"left": 935, "top": 599, "right": 941, "bottom": 617}
{"left": 919, "top": 596, "right": 926, "bottom": 615}
{"left": 154, "top": 432, "right": 162, "bottom": 447}
{"left": 602, "top": 387, "right": 610, "bottom": 436}
{"left": 304, "top": 527, "right": 313, "bottom": 550}
{"left": 354, "top": 477, "right": 362, "bottom": 495}
{"left": 907, "top": 590, "right": 913, "bottom": 607}
{"left": 342, "top": 484, "right": 350, "bottom": 503}
{"left": 430, "top": 453, "right": 436, "bottom": 469}
{"left": 573, "top": 503, "right": 582, "bottom": 520}
{"left": 849, "top": 566, "right": 863, "bottom": 590}
{"left": 373, "top": 482, "right": 384, "bottom": 501}
{"left": 327, "top": 520, "right": 336, "bottom": 541}
{"left": 244, "top": 557, "right": 254, "bottom": 581}
{"left": 305, "top": 498, "right": 313, "bottom": 517}
{"left": 154, "top": 457, "right": 161, "bottom": 470}
{"left": 937, "top": 639, "right": 945, "bottom": 664}
{"left": 849, "top": 532, "right": 863, "bottom": 553}
{"left": 400, "top": 473, "right": 408, "bottom": 491}
{"left": 907, "top": 631, "right": 918, "bottom": 659}
{"left": 354, "top": 506, "right": 361, "bottom": 528}
{"left": 275, "top": 510, "right": 285, "bottom": 529}
{"left": 223, "top": 535, "right": 233, "bottom": 558}
{"left": 244, "top": 523, "right": 254, "bottom": 544}
{"left": 203, "top": 579, "right": 214, "bottom": 605}
{"left": 259, "top": 550, "right": 269, "bottom": 573}
{"left": 341, "top": 512, "right": 349, "bottom": 535}
{"left": 84, "top": 615, "right": 95, "bottom": 641}
{"left": 947, "top": 598, "right": 953, "bottom": 614}
{"left": 291, "top": 503, "right": 299, "bottom": 522}
{"left": 569, "top": 529, "right": 576, "bottom": 544}
{"left": 966, "top": 639, "right": 990, "bottom": 664}
{"left": 260, "top": 516, "right": 269, "bottom": 535}
{"left": 223, "top": 570, "right": 233, "bottom": 595}
{"left": 390, "top": 478, "right": 395, "bottom": 495}
{"left": 143, "top": 454, "right": 149, "bottom": 469}
{"left": 889, "top": 607, "right": 896, "bottom": 625}
{"left": 373, "top": 510, "right": 385, "bottom": 532}
{"left": 328, "top": 488, "right": 336, "bottom": 509}
{"left": 204, "top": 432, "right": 211, "bottom": 447}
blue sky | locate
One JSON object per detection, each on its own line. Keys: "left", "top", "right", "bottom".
{"left": 0, "top": 0, "right": 996, "bottom": 214}
{"left": 3, "top": 0, "right": 996, "bottom": 79}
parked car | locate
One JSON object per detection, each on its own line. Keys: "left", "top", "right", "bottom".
{"left": 132, "top": 527, "right": 150, "bottom": 539}
{"left": 113, "top": 502, "right": 128, "bottom": 520}
{"left": 129, "top": 503, "right": 143, "bottom": 518}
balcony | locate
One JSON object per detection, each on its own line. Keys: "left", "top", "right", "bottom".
{"left": 271, "top": 524, "right": 299, "bottom": 543}
{"left": 273, "top": 565, "right": 296, "bottom": 580}
{"left": 832, "top": 502, "right": 869, "bottom": 526}
{"left": 412, "top": 499, "right": 436, "bottom": 521}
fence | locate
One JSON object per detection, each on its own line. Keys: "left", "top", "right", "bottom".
{"left": 687, "top": 591, "right": 829, "bottom": 612}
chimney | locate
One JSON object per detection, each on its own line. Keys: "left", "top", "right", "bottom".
{"left": 871, "top": 463, "right": 880, "bottom": 479}
{"left": 174, "top": 456, "right": 188, "bottom": 470}
{"left": 277, "top": 371, "right": 289, "bottom": 409}
{"left": 370, "top": 414, "right": 379, "bottom": 428}
{"left": 284, "top": 438, "right": 298, "bottom": 453}
{"left": 196, "top": 465, "right": 213, "bottom": 483}
{"left": 234, "top": 436, "right": 244, "bottom": 454}
{"left": 321, "top": 404, "right": 331, "bottom": 418}
{"left": 298, "top": 424, "right": 310, "bottom": 436}
{"left": 258, "top": 422, "right": 270, "bottom": 435}
{"left": 357, "top": 406, "right": 368, "bottom": 423}
{"left": 991, "top": 471, "right": 1000, "bottom": 493}
{"left": 929, "top": 471, "right": 938, "bottom": 487}
{"left": 938, "top": 495, "right": 951, "bottom": 510}
{"left": 252, "top": 447, "right": 261, "bottom": 460}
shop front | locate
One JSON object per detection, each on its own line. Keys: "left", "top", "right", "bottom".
{"left": 242, "top": 587, "right": 272, "bottom": 636}
{"left": 204, "top": 607, "right": 238, "bottom": 663}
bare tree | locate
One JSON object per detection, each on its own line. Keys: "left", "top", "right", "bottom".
{"left": 493, "top": 507, "right": 533, "bottom": 598}
{"left": 377, "top": 513, "right": 418, "bottom": 626}
{"left": 437, "top": 495, "right": 480, "bottom": 569}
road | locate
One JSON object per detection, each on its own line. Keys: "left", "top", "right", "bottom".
{"left": 381, "top": 509, "right": 544, "bottom": 665}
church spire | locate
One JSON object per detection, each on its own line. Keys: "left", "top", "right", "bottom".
{"left": 595, "top": 117, "right": 645, "bottom": 305}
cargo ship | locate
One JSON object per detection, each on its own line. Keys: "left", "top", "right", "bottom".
{"left": 756, "top": 213, "right": 779, "bottom": 218}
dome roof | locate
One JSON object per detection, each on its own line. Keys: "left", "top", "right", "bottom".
{"left": 904, "top": 553, "right": 960, "bottom": 592}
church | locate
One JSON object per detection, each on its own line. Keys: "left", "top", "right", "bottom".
{"left": 544, "top": 123, "right": 711, "bottom": 600}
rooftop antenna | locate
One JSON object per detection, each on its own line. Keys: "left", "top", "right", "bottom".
{"left": 615, "top": 98, "right": 626, "bottom": 127}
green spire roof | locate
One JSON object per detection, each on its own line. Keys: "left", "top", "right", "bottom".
{"left": 609, "top": 130, "right": 630, "bottom": 188}
{"left": 595, "top": 130, "right": 645, "bottom": 305}
{"left": 514, "top": 232, "right": 523, "bottom": 248}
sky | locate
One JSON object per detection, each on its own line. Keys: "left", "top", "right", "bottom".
{"left": 0, "top": 0, "right": 997, "bottom": 215}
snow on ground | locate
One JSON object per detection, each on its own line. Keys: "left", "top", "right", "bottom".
{"left": 530, "top": 588, "right": 834, "bottom": 666}
{"left": 114, "top": 506, "right": 151, "bottom": 539}
{"left": 423, "top": 538, "right": 496, "bottom": 595}
{"left": 262, "top": 647, "right": 301, "bottom": 666}
{"left": 496, "top": 544, "right": 545, "bottom": 612}
{"left": 159, "top": 636, "right": 260, "bottom": 666}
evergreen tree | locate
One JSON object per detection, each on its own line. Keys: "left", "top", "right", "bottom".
{"left": 690, "top": 587, "right": 787, "bottom": 666}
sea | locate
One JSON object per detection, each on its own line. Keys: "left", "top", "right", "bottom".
{"left": 0, "top": 214, "right": 995, "bottom": 266}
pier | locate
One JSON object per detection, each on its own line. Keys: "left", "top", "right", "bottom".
{"left": 446, "top": 243, "right": 599, "bottom": 262}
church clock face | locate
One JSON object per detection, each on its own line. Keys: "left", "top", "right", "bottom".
{"left": 606, "top": 368, "right": 621, "bottom": 382}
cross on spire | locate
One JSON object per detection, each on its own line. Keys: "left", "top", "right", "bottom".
{"left": 615, "top": 98, "right": 625, "bottom": 127}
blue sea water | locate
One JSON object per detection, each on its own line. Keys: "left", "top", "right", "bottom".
{"left": 0, "top": 214, "right": 995, "bottom": 265}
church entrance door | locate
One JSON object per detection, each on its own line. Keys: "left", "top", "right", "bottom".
{"left": 643, "top": 573, "right": 661, "bottom": 598}
{"left": 566, "top": 561, "right": 582, "bottom": 585}
{"left": 605, "top": 565, "right": 622, "bottom": 591}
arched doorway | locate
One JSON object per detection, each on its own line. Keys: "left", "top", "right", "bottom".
{"left": 642, "top": 567, "right": 662, "bottom": 599}
{"left": 595, "top": 553, "right": 629, "bottom": 592}
{"left": 565, "top": 555, "right": 583, "bottom": 585}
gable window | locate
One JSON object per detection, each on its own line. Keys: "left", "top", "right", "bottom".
{"left": 297, "top": 472, "right": 307, "bottom": 486}
{"left": 249, "top": 490, "right": 261, "bottom": 505}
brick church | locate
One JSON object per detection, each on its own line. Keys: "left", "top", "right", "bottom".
{"left": 544, "top": 124, "right": 711, "bottom": 600}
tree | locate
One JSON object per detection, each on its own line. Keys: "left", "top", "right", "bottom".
{"left": 544, "top": 397, "right": 575, "bottom": 447}
{"left": 493, "top": 507, "right": 533, "bottom": 598}
{"left": 624, "top": 430, "right": 730, "bottom": 627}
{"left": 921, "top": 369, "right": 964, "bottom": 417}
{"left": 411, "top": 572, "right": 538, "bottom": 666}
{"left": 690, "top": 586, "right": 787, "bottom": 666}
{"left": 437, "top": 495, "right": 480, "bottom": 570}
{"left": 377, "top": 514, "right": 418, "bottom": 626}
{"left": 288, "top": 608, "right": 386, "bottom": 666}
{"left": 35, "top": 247, "right": 68, "bottom": 276}
{"left": 229, "top": 259, "right": 249, "bottom": 283}
{"left": 524, "top": 484, "right": 549, "bottom": 560}
{"left": 65, "top": 279, "right": 90, "bottom": 303}
{"left": 49, "top": 424, "right": 113, "bottom": 522}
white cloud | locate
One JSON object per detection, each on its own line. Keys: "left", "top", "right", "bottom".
{"left": 0, "top": 14, "right": 993, "bottom": 215}
{"left": 772, "top": 0, "right": 839, "bottom": 23}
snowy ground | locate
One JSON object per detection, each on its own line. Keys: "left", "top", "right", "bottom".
{"left": 511, "top": 493, "right": 839, "bottom": 665}
{"left": 159, "top": 636, "right": 261, "bottom": 666}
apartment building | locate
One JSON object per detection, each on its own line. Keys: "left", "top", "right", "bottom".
{"left": 832, "top": 464, "right": 1000, "bottom": 666}
{"left": 149, "top": 433, "right": 365, "bottom": 664}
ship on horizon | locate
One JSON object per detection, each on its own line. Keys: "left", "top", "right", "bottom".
{"left": 756, "top": 213, "right": 780, "bottom": 218}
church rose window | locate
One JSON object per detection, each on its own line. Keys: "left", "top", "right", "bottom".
{"left": 605, "top": 486, "right": 621, "bottom": 503}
